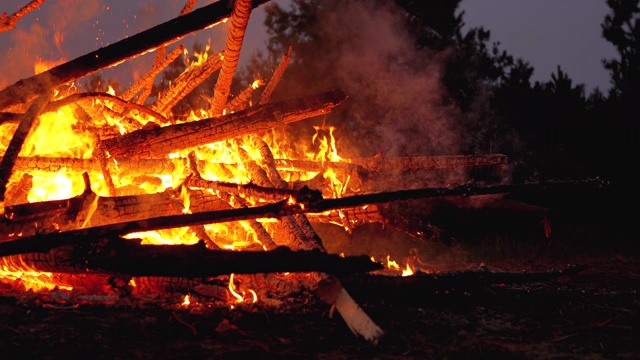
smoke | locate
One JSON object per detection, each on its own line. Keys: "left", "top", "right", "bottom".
{"left": 316, "top": 0, "right": 462, "bottom": 158}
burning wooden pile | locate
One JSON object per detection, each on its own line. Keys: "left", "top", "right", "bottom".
{"left": 0, "top": 0, "right": 592, "bottom": 344}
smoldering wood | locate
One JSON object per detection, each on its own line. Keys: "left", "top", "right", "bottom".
{"left": 338, "top": 264, "right": 588, "bottom": 304}
{"left": 0, "top": 0, "right": 272, "bottom": 111}
{"left": 102, "top": 89, "right": 348, "bottom": 159}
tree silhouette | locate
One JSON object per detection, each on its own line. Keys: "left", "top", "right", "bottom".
{"left": 599, "top": 0, "right": 640, "bottom": 190}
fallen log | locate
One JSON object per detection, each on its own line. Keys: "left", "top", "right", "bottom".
{"left": 0, "top": 178, "right": 604, "bottom": 258}
{"left": 0, "top": 0, "right": 271, "bottom": 111}
{"left": 101, "top": 89, "right": 348, "bottom": 159}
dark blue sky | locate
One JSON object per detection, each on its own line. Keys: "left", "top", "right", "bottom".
{"left": 0, "top": 0, "right": 618, "bottom": 93}
{"left": 461, "top": 0, "right": 616, "bottom": 92}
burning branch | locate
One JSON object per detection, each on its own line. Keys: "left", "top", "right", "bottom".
{"left": 127, "top": 0, "right": 197, "bottom": 106}
{"left": 259, "top": 46, "right": 293, "bottom": 104}
{"left": 0, "top": 0, "right": 271, "bottom": 111}
{"left": 120, "top": 45, "right": 186, "bottom": 103}
{"left": 150, "top": 51, "right": 224, "bottom": 117}
{"left": 211, "top": 0, "right": 253, "bottom": 116}
{"left": 48, "top": 92, "right": 168, "bottom": 124}
{"left": 0, "top": 0, "right": 45, "bottom": 33}
{"left": 225, "top": 78, "right": 265, "bottom": 113}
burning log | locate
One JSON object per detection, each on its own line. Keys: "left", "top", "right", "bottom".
{"left": 11, "top": 156, "right": 180, "bottom": 176}
{"left": 273, "top": 154, "right": 508, "bottom": 179}
{"left": 0, "top": 178, "right": 604, "bottom": 258}
{"left": 240, "top": 135, "right": 384, "bottom": 343}
{"left": 0, "top": 0, "right": 45, "bottom": 33}
{"left": 350, "top": 154, "right": 508, "bottom": 173}
{"left": 102, "top": 89, "right": 348, "bottom": 159}
{"left": 307, "top": 204, "right": 387, "bottom": 228}
{"left": 0, "top": 93, "right": 51, "bottom": 206}
{"left": 186, "top": 152, "right": 277, "bottom": 250}
{"left": 88, "top": 239, "right": 382, "bottom": 277}
{"left": 0, "top": 183, "right": 230, "bottom": 242}
{"left": 4, "top": 173, "right": 32, "bottom": 206}
{"left": 211, "top": 0, "right": 253, "bottom": 116}
{"left": 0, "top": 0, "right": 271, "bottom": 111}
{"left": 1, "top": 237, "right": 381, "bottom": 278}
{"left": 9, "top": 153, "right": 504, "bottom": 184}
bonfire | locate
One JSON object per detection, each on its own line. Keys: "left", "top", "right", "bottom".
{"left": 0, "top": 0, "right": 597, "bottom": 344}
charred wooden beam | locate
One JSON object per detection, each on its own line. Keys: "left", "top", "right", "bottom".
{"left": 0, "top": 0, "right": 271, "bottom": 111}
{"left": 87, "top": 239, "right": 382, "bottom": 277}
{"left": 102, "top": 89, "right": 348, "bottom": 159}
{"left": 2, "top": 238, "right": 382, "bottom": 277}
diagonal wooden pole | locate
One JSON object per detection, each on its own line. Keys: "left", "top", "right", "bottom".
{"left": 0, "top": 0, "right": 271, "bottom": 111}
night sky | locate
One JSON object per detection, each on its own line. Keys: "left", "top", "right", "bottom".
{"left": 0, "top": 0, "right": 618, "bottom": 93}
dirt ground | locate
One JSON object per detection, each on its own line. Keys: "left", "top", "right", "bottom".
{"left": 0, "top": 187, "right": 638, "bottom": 359}
{"left": 0, "top": 256, "right": 638, "bottom": 359}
